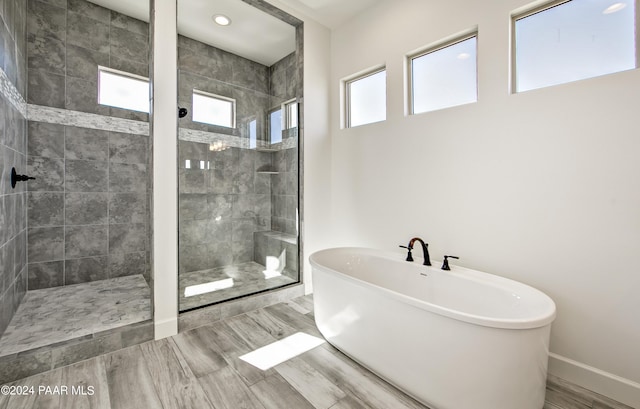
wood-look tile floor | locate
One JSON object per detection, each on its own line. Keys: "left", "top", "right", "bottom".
{"left": 0, "top": 295, "right": 633, "bottom": 409}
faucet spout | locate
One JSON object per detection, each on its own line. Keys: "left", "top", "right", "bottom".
{"left": 407, "top": 237, "right": 431, "bottom": 266}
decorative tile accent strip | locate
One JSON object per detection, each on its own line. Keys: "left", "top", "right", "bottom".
{"left": 178, "top": 127, "right": 297, "bottom": 150}
{"left": 179, "top": 127, "right": 246, "bottom": 148}
{"left": 27, "top": 105, "right": 150, "bottom": 136}
{"left": 25, "top": 105, "right": 296, "bottom": 150}
{"left": 0, "top": 68, "right": 27, "bottom": 117}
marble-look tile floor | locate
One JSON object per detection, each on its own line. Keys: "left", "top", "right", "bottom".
{"left": 0, "top": 275, "right": 151, "bottom": 357}
{"left": 0, "top": 294, "right": 633, "bottom": 409}
{"left": 179, "top": 261, "right": 297, "bottom": 311}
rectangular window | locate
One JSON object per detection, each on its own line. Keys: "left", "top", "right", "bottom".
{"left": 345, "top": 68, "right": 386, "bottom": 128}
{"left": 410, "top": 35, "right": 478, "bottom": 114}
{"left": 98, "top": 67, "right": 149, "bottom": 113}
{"left": 192, "top": 90, "right": 236, "bottom": 128}
{"left": 513, "top": 0, "right": 637, "bottom": 92}
{"left": 248, "top": 119, "right": 257, "bottom": 149}
{"left": 284, "top": 99, "right": 298, "bottom": 129}
{"left": 269, "top": 108, "right": 283, "bottom": 144}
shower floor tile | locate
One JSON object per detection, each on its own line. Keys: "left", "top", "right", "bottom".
{"left": 0, "top": 275, "right": 151, "bottom": 357}
{"left": 180, "top": 261, "right": 297, "bottom": 311}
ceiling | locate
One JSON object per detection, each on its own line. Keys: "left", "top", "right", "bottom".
{"left": 89, "top": 0, "right": 382, "bottom": 65}
{"left": 274, "top": 0, "right": 384, "bottom": 29}
{"left": 88, "top": 0, "right": 295, "bottom": 66}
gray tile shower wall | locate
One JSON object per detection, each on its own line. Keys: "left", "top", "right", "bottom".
{"left": 0, "top": 0, "right": 28, "bottom": 338}
{"left": 271, "top": 147, "right": 298, "bottom": 235}
{"left": 178, "top": 35, "right": 271, "bottom": 139}
{"left": 177, "top": 34, "right": 301, "bottom": 278}
{"left": 269, "top": 53, "right": 300, "bottom": 236}
{"left": 25, "top": 0, "right": 151, "bottom": 290}
{"left": 26, "top": 123, "right": 150, "bottom": 289}
{"left": 179, "top": 142, "right": 272, "bottom": 273}
{"left": 269, "top": 52, "right": 298, "bottom": 101}
{"left": 26, "top": 0, "right": 149, "bottom": 121}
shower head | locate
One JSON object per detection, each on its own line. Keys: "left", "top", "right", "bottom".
{"left": 178, "top": 107, "right": 188, "bottom": 118}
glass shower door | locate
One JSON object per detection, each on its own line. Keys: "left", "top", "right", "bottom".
{"left": 176, "top": 0, "right": 302, "bottom": 311}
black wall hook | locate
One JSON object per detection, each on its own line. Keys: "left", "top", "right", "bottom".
{"left": 11, "top": 167, "right": 35, "bottom": 189}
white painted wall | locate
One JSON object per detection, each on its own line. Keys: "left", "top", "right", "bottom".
{"left": 265, "top": 0, "right": 333, "bottom": 294}
{"left": 299, "top": 21, "right": 332, "bottom": 294}
{"left": 151, "top": 0, "right": 179, "bottom": 340}
{"left": 328, "top": 0, "right": 640, "bottom": 405}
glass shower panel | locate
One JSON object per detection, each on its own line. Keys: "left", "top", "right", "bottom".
{"left": 177, "top": 0, "right": 302, "bottom": 311}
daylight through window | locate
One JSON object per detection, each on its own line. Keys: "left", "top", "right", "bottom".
{"left": 410, "top": 35, "right": 478, "bottom": 114}
{"left": 98, "top": 67, "right": 149, "bottom": 113}
{"left": 192, "top": 90, "right": 236, "bottom": 128}
{"left": 269, "top": 108, "right": 283, "bottom": 144}
{"left": 345, "top": 68, "right": 386, "bottom": 128}
{"left": 513, "top": 0, "right": 637, "bottom": 92}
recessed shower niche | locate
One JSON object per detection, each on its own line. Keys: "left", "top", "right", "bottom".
{"left": 177, "top": 0, "right": 303, "bottom": 311}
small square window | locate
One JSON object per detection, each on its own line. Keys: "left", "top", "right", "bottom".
{"left": 98, "top": 67, "right": 149, "bottom": 113}
{"left": 345, "top": 68, "right": 386, "bottom": 128}
{"left": 192, "top": 90, "right": 236, "bottom": 128}
{"left": 513, "top": 0, "right": 637, "bottom": 92}
{"left": 410, "top": 35, "right": 478, "bottom": 114}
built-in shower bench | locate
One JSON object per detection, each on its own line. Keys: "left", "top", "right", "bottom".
{"left": 254, "top": 230, "right": 298, "bottom": 279}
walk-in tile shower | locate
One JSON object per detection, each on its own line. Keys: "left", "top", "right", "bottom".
{"left": 177, "top": 0, "right": 303, "bottom": 311}
{"left": 0, "top": 0, "right": 154, "bottom": 370}
{"left": 0, "top": 0, "right": 302, "bottom": 380}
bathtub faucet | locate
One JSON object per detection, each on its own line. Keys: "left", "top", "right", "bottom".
{"left": 399, "top": 237, "right": 431, "bottom": 266}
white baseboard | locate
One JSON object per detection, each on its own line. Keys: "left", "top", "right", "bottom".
{"left": 548, "top": 353, "right": 640, "bottom": 408}
{"left": 153, "top": 317, "right": 178, "bottom": 340}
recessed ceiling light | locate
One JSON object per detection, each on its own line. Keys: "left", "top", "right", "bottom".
{"left": 457, "top": 53, "right": 471, "bottom": 60}
{"left": 212, "top": 14, "right": 231, "bottom": 26}
{"left": 603, "top": 2, "right": 626, "bottom": 14}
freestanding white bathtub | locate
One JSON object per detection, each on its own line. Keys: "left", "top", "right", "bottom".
{"left": 310, "top": 247, "right": 556, "bottom": 409}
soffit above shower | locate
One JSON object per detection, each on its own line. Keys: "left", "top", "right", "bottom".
{"left": 87, "top": 0, "right": 296, "bottom": 66}
{"left": 273, "top": 0, "right": 385, "bottom": 29}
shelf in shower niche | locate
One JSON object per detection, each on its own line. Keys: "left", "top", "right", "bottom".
{"left": 255, "top": 147, "right": 279, "bottom": 152}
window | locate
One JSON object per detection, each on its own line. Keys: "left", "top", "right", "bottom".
{"left": 409, "top": 35, "right": 478, "bottom": 114}
{"left": 98, "top": 67, "right": 149, "bottom": 113}
{"left": 284, "top": 99, "right": 298, "bottom": 129}
{"left": 268, "top": 99, "right": 298, "bottom": 143}
{"left": 192, "top": 90, "right": 236, "bottom": 128}
{"left": 513, "top": 0, "right": 637, "bottom": 92}
{"left": 248, "top": 119, "right": 257, "bottom": 149}
{"left": 345, "top": 68, "right": 386, "bottom": 128}
{"left": 269, "top": 108, "right": 283, "bottom": 144}
{"left": 267, "top": 99, "right": 297, "bottom": 145}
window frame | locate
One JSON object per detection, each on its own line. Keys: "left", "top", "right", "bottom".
{"left": 343, "top": 66, "right": 387, "bottom": 128}
{"left": 407, "top": 32, "right": 478, "bottom": 116}
{"left": 283, "top": 98, "right": 298, "bottom": 130}
{"left": 97, "top": 66, "right": 150, "bottom": 113}
{"left": 192, "top": 89, "right": 237, "bottom": 128}
{"left": 510, "top": 0, "right": 640, "bottom": 93}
